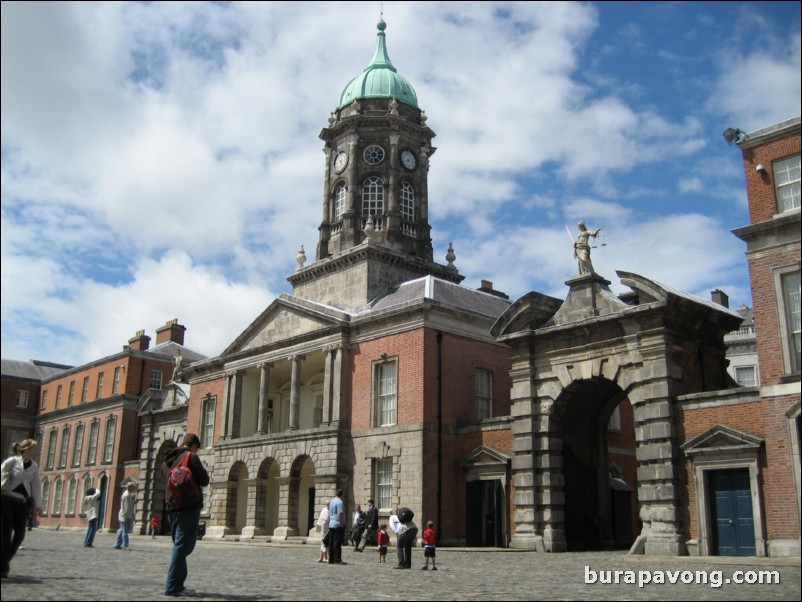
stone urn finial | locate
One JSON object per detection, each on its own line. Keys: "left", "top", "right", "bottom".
{"left": 296, "top": 245, "right": 307, "bottom": 271}
{"left": 364, "top": 216, "right": 375, "bottom": 242}
{"left": 446, "top": 242, "right": 457, "bottom": 271}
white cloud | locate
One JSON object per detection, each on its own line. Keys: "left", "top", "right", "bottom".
{"left": 2, "top": 1, "right": 790, "bottom": 365}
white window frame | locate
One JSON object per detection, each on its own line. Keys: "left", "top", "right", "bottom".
{"left": 374, "top": 359, "right": 397, "bottom": 427}
{"left": 113, "top": 367, "right": 122, "bottom": 394}
{"left": 475, "top": 369, "right": 493, "bottom": 420}
{"left": 67, "top": 380, "right": 75, "bottom": 405}
{"left": 96, "top": 372, "right": 104, "bottom": 399}
{"left": 334, "top": 183, "right": 347, "bottom": 222}
{"left": 362, "top": 176, "right": 385, "bottom": 216}
{"left": 775, "top": 267, "right": 801, "bottom": 374}
{"left": 102, "top": 416, "right": 117, "bottom": 463}
{"left": 66, "top": 476, "right": 78, "bottom": 516}
{"left": 735, "top": 365, "right": 758, "bottom": 387}
{"left": 58, "top": 426, "right": 70, "bottom": 468}
{"left": 150, "top": 370, "right": 163, "bottom": 390}
{"left": 40, "top": 389, "right": 48, "bottom": 410}
{"left": 400, "top": 181, "right": 414, "bottom": 222}
{"left": 41, "top": 479, "right": 51, "bottom": 516}
{"left": 86, "top": 420, "right": 99, "bottom": 465}
{"left": 52, "top": 477, "right": 64, "bottom": 516}
{"left": 55, "top": 385, "right": 62, "bottom": 409}
{"left": 46, "top": 430, "right": 57, "bottom": 470}
{"left": 375, "top": 458, "right": 393, "bottom": 510}
{"left": 15, "top": 390, "right": 29, "bottom": 408}
{"left": 201, "top": 396, "right": 216, "bottom": 448}
{"left": 774, "top": 154, "right": 801, "bottom": 213}
{"left": 608, "top": 404, "right": 622, "bottom": 431}
{"left": 72, "top": 423, "right": 85, "bottom": 467}
{"left": 81, "top": 376, "right": 89, "bottom": 402}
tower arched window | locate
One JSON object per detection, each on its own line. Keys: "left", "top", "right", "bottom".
{"left": 362, "top": 177, "right": 384, "bottom": 215}
{"left": 400, "top": 182, "right": 415, "bottom": 221}
{"left": 334, "top": 184, "right": 347, "bottom": 222}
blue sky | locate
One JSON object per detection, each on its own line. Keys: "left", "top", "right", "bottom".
{"left": 2, "top": 1, "right": 800, "bottom": 366}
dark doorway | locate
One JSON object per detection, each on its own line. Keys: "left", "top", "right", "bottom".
{"left": 465, "top": 480, "right": 503, "bottom": 547}
{"left": 564, "top": 446, "right": 599, "bottom": 550}
{"left": 709, "top": 469, "right": 755, "bottom": 556}
{"left": 307, "top": 487, "right": 316, "bottom": 536}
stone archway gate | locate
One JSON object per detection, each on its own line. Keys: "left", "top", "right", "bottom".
{"left": 491, "top": 271, "right": 742, "bottom": 555}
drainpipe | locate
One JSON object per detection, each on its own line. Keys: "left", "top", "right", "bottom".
{"left": 436, "top": 331, "right": 443, "bottom": 532}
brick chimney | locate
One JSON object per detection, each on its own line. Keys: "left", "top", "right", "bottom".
{"left": 155, "top": 319, "right": 186, "bottom": 345}
{"left": 710, "top": 289, "right": 729, "bottom": 309}
{"left": 478, "top": 279, "right": 509, "bottom": 300}
{"left": 128, "top": 330, "right": 151, "bottom": 351}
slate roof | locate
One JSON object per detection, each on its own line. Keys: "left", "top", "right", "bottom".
{"left": 1, "top": 359, "right": 72, "bottom": 381}
{"left": 367, "top": 276, "right": 511, "bottom": 318}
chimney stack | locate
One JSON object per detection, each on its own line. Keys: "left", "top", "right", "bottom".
{"left": 711, "top": 289, "right": 729, "bottom": 309}
{"left": 156, "top": 319, "right": 186, "bottom": 345}
{"left": 128, "top": 329, "right": 151, "bottom": 351}
{"left": 478, "top": 280, "right": 509, "bottom": 300}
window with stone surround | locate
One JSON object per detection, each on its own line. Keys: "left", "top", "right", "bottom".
{"left": 774, "top": 154, "right": 800, "bottom": 212}
{"left": 86, "top": 420, "right": 99, "bottom": 465}
{"left": 334, "top": 184, "right": 347, "bottom": 222}
{"left": 46, "top": 429, "right": 57, "bottom": 470}
{"left": 151, "top": 369, "right": 163, "bottom": 390}
{"left": 374, "top": 359, "right": 397, "bottom": 427}
{"left": 400, "top": 181, "right": 414, "bottom": 222}
{"left": 375, "top": 458, "right": 393, "bottom": 510}
{"left": 81, "top": 376, "right": 89, "bottom": 402}
{"left": 72, "top": 423, "right": 85, "bottom": 467}
{"left": 96, "top": 372, "right": 104, "bottom": 399}
{"left": 52, "top": 477, "right": 64, "bottom": 516}
{"left": 475, "top": 369, "right": 492, "bottom": 420}
{"left": 102, "top": 416, "right": 116, "bottom": 463}
{"left": 735, "top": 365, "right": 758, "bottom": 387}
{"left": 41, "top": 479, "right": 51, "bottom": 516}
{"left": 779, "top": 269, "right": 801, "bottom": 373}
{"left": 66, "top": 476, "right": 78, "bottom": 515}
{"left": 201, "top": 396, "right": 216, "bottom": 448}
{"left": 58, "top": 426, "right": 70, "bottom": 468}
{"left": 362, "top": 176, "right": 385, "bottom": 216}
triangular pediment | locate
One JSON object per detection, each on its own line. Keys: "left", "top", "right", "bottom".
{"left": 223, "top": 295, "right": 350, "bottom": 355}
{"left": 462, "top": 445, "right": 511, "bottom": 468}
{"left": 681, "top": 424, "right": 763, "bottom": 457}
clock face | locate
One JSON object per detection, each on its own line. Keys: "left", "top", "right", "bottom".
{"left": 363, "top": 145, "right": 385, "bottom": 166}
{"left": 333, "top": 151, "right": 348, "bottom": 173}
{"left": 400, "top": 149, "right": 417, "bottom": 171}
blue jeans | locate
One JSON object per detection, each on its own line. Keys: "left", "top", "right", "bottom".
{"left": 165, "top": 508, "right": 201, "bottom": 594}
{"left": 114, "top": 520, "right": 133, "bottom": 549}
{"left": 84, "top": 518, "right": 98, "bottom": 547}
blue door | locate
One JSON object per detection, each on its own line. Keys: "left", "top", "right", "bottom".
{"left": 709, "top": 469, "right": 756, "bottom": 556}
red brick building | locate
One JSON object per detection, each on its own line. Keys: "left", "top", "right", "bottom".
{"left": 34, "top": 320, "right": 204, "bottom": 533}
{"left": 1, "top": 359, "right": 71, "bottom": 458}
{"left": 679, "top": 116, "right": 800, "bottom": 557}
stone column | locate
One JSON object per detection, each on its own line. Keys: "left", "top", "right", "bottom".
{"left": 288, "top": 356, "right": 304, "bottom": 431}
{"left": 222, "top": 372, "right": 234, "bottom": 439}
{"left": 331, "top": 345, "right": 345, "bottom": 425}
{"left": 257, "top": 363, "right": 273, "bottom": 435}
{"left": 225, "top": 371, "right": 243, "bottom": 439}
{"left": 322, "top": 347, "right": 333, "bottom": 425}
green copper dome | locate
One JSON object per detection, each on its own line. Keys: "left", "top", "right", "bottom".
{"left": 337, "top": 20, "right": 419, "bottom": 109}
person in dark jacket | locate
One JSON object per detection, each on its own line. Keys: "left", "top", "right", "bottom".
{"left": 163, "top": 433, "right": 209, "bottom": 597}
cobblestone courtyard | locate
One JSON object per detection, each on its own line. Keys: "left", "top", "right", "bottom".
{"left": 1, "top": 530, "right": 799, "bottom": 601}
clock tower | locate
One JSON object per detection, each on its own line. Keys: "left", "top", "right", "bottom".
{"left": 318, "top": 19, "right": 435, "bottom": 261}
{"left": 289, "top": 20, "right": 462, "bottom": 309}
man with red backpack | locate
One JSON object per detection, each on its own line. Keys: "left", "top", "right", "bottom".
{"left": 162, "top": 433, "right": 209, "bottom": 597}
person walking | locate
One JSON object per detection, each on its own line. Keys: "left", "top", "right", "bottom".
{"left": 163, "top": 433, "right": 209, "bottom": 597}
{"left": 83, "top": 488, "right": 102, "bottom": 547}
{"left": 114, "top": 483, "right": 137, "bottom": 550}
{"left": 1, "top": 439, "right": 42, "bottom": 579}
{"left": 356, "top": 498, "right": 378, "bottom": 552}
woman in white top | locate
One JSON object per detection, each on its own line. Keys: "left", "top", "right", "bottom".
{"left": 316, "top": 500, "right": 330, "bottom": 562}
{"left": 1, "top": 439, "right": 42, "bottom": 578}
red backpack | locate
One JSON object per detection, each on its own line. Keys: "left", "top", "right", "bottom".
{"left": 168, "top": 451, "right": 202, "bottom": 510}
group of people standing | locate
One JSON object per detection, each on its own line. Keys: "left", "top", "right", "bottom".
{"left": 2, "top": 434, "right": 209, "bottom": 597}
{"left": 315, "top": 496, "right": 436, "bottom": 570}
